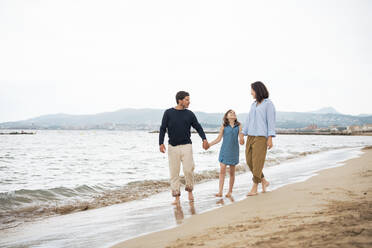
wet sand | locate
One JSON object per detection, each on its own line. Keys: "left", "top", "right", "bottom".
{"left": 111, "top": 147, "right": 372, "bottom": 248}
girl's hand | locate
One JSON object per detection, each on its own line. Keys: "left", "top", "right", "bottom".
{"left": 239, "top": 137, "right": 244, "bottom": 145}
{"left": 267, "top": 137, "right": 273, "bottom": 149}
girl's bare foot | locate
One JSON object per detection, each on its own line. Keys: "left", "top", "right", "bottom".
{"left": 215, "top": 193, "right": 223, "bottom": 197}
{"left": 172, "top": 196, "right": 180, "bottom": 205}
{"left": 225, "top": 192, "right": 232, "bottom": 197}
{"left": 262, "top": 181, "right": 270, "bottom": 193}
{"left": 188, "top": 192, "right": 194, "bottom": 202}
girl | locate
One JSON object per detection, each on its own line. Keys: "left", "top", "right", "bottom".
{"left": 208, "top": 110, "right": 244, "bottom": 197}
{"left": 240, "top": 81, "right": 276, "bottom": 196}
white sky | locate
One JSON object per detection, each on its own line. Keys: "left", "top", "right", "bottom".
{"left": 0, "top": 0, "right": 371, "bottom": 122}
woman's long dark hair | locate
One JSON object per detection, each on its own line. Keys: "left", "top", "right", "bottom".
{"left": 251, "top": 81, "right": 269, "bottom": 103}
{"left": 223, "top": 109, "right": 241, "bottom": 127}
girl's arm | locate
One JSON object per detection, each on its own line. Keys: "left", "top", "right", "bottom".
{"left": 208, "top": 126, "right": 224, "bottom": 147}
{"left": 239, "top": 125, "right": 245, "bottom": 145}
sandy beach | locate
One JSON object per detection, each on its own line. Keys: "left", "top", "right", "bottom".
{"left": 111, "top": 147, "right": 372, "bottom": 248}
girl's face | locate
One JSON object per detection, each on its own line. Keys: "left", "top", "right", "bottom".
{"left": 251, "top": 88, "right": 256, "bottom": 99}
{"left": 227, "top": 110, "right": 237, "bottom": 120}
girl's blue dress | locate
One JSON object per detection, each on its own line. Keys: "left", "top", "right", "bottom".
{"left": 218, "top": 125, "right": 239, "bottom": 166}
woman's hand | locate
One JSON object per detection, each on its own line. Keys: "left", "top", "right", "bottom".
{"left": 267, "top": 136, "right": 273, "bottom": 149}
{"left": 239, "top": 136, "right": 245, "bottom": 145}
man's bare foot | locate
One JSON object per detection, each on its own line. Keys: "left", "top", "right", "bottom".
{"left": 262, "top": 181, "right": 270, "bottom": 193}
{"left": 215, "top": 193, "right": 223, "bottom": 197}
{"left": 188, "top": 192, "right": 194, "bottom": 202}
{"left": 225, "top": 192, "right": 232, "bottom": 197}
{"left": 172, "top": 196, "right": 180, "bottom": 205}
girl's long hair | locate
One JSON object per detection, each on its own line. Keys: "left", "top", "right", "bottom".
{"left": 223, "top": 109, "right": 241, "bottom": 127}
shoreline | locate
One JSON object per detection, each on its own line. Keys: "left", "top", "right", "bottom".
{"left": 0, "top": 146, "right": 363, "bottom": 231}
{"left": 149, "top": 130, "right": 372, "bottom": 136}
{"left": 111, "top": 147, "right": 372, "bottom": 248}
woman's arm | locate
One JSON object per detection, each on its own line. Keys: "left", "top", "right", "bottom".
{"left": 241, "top": 113, "right": 249, "bottom": 137}
{"left": 208, "top": 126, "right": 224, "bottom": 147}
{"left": 239, "top": 125, "right": 245, "bottom": 145}
{"left": 266, "top": 101, "right": 276, "bottom": 149}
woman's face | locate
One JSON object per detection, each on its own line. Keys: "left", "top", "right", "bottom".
{"left": 251, "top": 88, "right": 256, "bottom": 99}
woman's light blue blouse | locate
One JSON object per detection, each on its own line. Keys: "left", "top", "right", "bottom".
{"left": 242, "top": 99, "right": 276, "bottom": 137}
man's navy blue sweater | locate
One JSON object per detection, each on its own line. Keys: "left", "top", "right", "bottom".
{"left": 159, "top": 108, "right": 206, "bottom": 146}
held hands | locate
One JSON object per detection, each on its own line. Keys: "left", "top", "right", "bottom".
{"left": 202, "top": 139, "right": 210, "bottom": 150}
{"left": 267, "top": 137, "right": 273, "bottom": 150}
{"left": 239, "top": 133, "right": 245, "bottom": 145}
{"left": 159, "top": 144, "right": 166, "bottom": 153}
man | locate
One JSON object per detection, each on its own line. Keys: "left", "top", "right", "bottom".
{"left": 159, "top": 91, "right": 209, "bottom": 205}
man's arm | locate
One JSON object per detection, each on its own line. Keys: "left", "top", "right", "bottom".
{"left": 190, "top": 112, "right": 206, "bottom": 140}
{"left": 159, "top": 110, "right": 168, "bottom": 153}
{"left": 190, "top": 112, "right": 209, "bottom": 150}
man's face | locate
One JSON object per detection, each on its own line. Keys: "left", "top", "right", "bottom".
{"left": 180, "top": 96, "right": 190, "bottom": 109}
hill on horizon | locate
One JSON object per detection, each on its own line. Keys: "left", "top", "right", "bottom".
{"left": 1, "top": 108, "right": 371, "bottom": 130}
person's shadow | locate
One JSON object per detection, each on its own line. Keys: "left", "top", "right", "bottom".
{"left": 216, "top": 195, "right": 235, "bottom": 206}
{"left": 173, "top": 202, "right": 196, "bottom": 224}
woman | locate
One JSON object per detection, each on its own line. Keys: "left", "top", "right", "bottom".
{"left": 240, "top": 81, "right": 276, "bottom": 196}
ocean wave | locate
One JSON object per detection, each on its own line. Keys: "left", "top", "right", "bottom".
{"left": 264, "top": 145, "right": 352, "bottom": 167}
{"left": 0, "top": 145, "right": 357, "bottom": 229}
{"left": 0, "top": 166, "right": 250, "bottom": 229}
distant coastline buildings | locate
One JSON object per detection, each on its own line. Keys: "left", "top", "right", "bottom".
{"left": 277, "top": 123, "right": 372, "bottom": 135}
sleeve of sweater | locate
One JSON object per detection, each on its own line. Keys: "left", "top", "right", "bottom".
{"left": 159, "top": 110, "right": 168, "bottom": 145}
{"left": 190, "top": 112, "right": 206, "bottom": 140}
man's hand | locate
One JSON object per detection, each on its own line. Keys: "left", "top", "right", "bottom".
{"left": 202, "top": 140, "right": 209, "bottom": 150}
{"left": 267, "top": 137, "right": 273, "bottom": 150}
{"left": 159, "top": 144, "right": 166, "bottom": 153}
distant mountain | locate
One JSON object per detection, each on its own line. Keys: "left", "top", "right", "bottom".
{"left": 358, "top": 113, "right": 372, "bottom": 117}
{"left": 310, "top": 107, "right": 340, "bottom": 115}
{"left": 1, "top": 108, "right": 372, "bottom": 130}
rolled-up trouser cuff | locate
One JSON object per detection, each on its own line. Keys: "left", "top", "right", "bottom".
{"left": 253, "top": 176, "right": 261, "bottom": 184}
{"left": 185, "top": 186, "right": 193, "bottom": 192}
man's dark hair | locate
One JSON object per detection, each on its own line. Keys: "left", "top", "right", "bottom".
{"left": 251, "top": 81, "right": 269, "bottom": 103}
{"left": 175, "top": 91, "right": 190, "bottom": 104}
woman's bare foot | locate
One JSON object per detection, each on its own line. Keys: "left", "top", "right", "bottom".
{"left": 225, "top": 192, "right": 232, "bottom": 197}
{"left": 262, "top": 181, "right": 270, "bottom": 193}
{"left": 215, "top": 193, "right": 223, "bottom": 197}
{"left": 246, "top": 183, "right": 258, "bottom": 196}
{"left": 188, "top": 191, "right": 194, "bottom": 202}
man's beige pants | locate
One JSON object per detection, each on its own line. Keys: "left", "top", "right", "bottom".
{"left": 168, "top": 144, "right": 195, "bottom": 197}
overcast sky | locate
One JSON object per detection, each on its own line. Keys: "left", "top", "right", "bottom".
{"left": 0, "top": 0, "right": 371, "bottom": 122}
